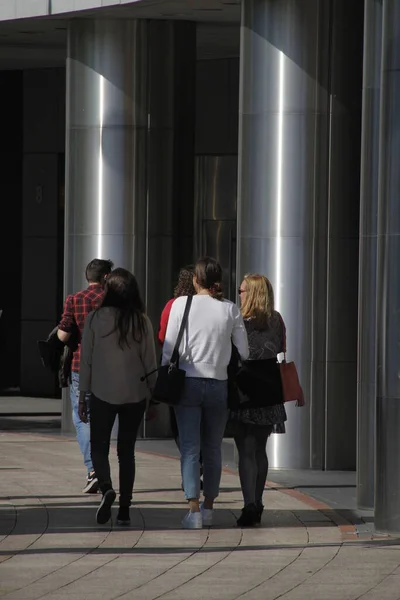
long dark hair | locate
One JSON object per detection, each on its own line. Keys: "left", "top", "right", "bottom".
{"left": 98, "top": 268, "right": 147, "bottom": 348}
{"left": 194, "top": 257, "right": 224, "bottom": 301}
{"left": 174, "top": 265, "right": 195, "bottom": 298}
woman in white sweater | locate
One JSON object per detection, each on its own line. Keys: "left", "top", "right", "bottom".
{"left": 163, "top": 257, "right": 249, "bottom": 529}
{"left": 78, "top": 268, "right": 157, "bottom": 527}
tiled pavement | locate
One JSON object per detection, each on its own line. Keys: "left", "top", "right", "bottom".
{"left": 1, "top": 431, "right": 400, "bottom": 600}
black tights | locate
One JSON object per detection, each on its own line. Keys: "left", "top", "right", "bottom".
{"left": 234, "top": 423, "right": 273, "bottom": 507}
{"left": 90, "top": 395, "right": 145, "bottom": 508}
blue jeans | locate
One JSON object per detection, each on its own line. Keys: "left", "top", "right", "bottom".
{"left": 174, "top": 378, "right": 228, "bottom": 501}
{"left": 70, "top": 372, "right": 93, "bottom": 474}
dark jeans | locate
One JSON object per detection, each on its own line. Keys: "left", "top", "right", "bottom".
{"left": 233, "top": 422, "right": 273, "bottom": 507}
{"left": 90, "top": 395, "right": 146, "bottom": 508}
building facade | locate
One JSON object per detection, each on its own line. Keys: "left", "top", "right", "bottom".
{"left": 0, "top": 1, "right": 398, "bottom": 529}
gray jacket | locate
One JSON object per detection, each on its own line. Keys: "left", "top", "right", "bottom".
{"left": 79, "top": 307, "right": 157, "bottom": 404}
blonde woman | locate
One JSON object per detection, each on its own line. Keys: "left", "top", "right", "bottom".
{"left": 230, "top": 274, "right": 287, "bottom": 527}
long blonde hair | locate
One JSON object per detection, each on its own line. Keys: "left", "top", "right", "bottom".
{"left": 240, "top": 274, "right": 275, "bottom": 328}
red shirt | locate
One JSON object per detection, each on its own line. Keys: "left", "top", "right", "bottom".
{"left": 158, "top": 298, "right": 175, "bottom": 346}
{"left": 59, "top": 283, "right": 104, "bottom": 373}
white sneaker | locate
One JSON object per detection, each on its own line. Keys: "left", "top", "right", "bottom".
{"left": 200, "top": 503, "right": 213, "bottom": 527}
{"left": 182, "top": 511, "right": 203, "bottom": 529}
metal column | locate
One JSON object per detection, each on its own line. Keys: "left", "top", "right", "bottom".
{"left": 145, "top": 21, "right": 196, "bottom": 330}
{"left": 62, "top": 19, "right": 195, "bottom": 436}
{"left": 237, "top": 0, "right": 331, "bottom": 468}
{"left": 324, "top": 0, "right": 364, "bottom": 471}
{"left": 65, "top": 20, "right": 148, "bottom": 295}
{"left": 375, "top": 0, "right": 400, "bottom": 535}
{"left": 63, "top": 19, "right": 148, "bottom": 434}
{"left": 357, "top": 0, "right": 382, "bottom": 510}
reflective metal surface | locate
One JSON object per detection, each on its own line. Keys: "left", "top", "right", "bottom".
{"left": 324, "top": 0, "right": 363, "bottom": 470}
{"left": 65, "top": 19, "right": 148, "bottom": 296}
{"left": 194, "top": 156, "right": 238, "bottom": 300}
{"left": 375, "top": 0, "right": 400, "bottom": 536}
{"left": 357, "top": 0, "right": 382, "bottom": 510}
{"left": 63, "top": 19, "right": 149, "bottom": 438}
{"left": 63, "top": 19, "right": 195, "bottom": 437}
{"left": 237, "top": 0, "right": 330, "bottom": 468}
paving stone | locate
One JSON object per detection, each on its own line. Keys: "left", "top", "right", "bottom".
{"left": 2, "top": 432, "right": 400, "bottom": 600}
{"left": 281, "top": 583, "right": 380, "bottom": 600}
{"left": 359, "top": 575, "right": 400, "bottom": 599}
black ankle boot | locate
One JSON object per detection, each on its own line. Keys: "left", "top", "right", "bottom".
{"left": 237, "top": 503, "right": 258, "bottom": 527}
{"left": 117, "top": 507, "right": 131, "bottom": 526}
{"left": 255, "top": 502, "right": 264, "bottom": 524}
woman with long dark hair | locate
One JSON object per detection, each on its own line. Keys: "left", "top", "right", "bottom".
{"left": 230, "top": 274, "right": 287, "bottom": 527}
{"left": 162, "top": 257, "right": 249, "bottom": 529}
{"left": 78, "top": 268, "right": 157, "bottom": 526}
{"left": 158, "top": 265, "right": 195, "bottom": 345}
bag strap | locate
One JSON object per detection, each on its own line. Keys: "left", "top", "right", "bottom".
{"left": 278, "top": 312, "right": 287, "bottom": 360}
{"left": 140, "top": 296, "right": 193, "bottom": 382}
{"left": 170, "top": 295, "right": 193, "bottom": 366}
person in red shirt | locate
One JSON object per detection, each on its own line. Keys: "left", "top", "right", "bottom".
{"left": 158, "top": 266, "right": 195, "bottom": 345}
{"left": 57, "top": 258, "right": 113, "bottom": 493}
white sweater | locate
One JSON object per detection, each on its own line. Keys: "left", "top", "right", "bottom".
{"left": 162, "top": 295, "right": 249, "bottom": 380}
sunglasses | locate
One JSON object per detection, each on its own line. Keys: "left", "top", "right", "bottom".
{"left": 238, "top": 288, "right": 246, "bottom": 295}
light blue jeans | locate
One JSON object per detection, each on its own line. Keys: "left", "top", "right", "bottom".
{"left": 70, "top": 372, "right": 93, "bottom": 474}
{"left": 174, "top": 378, "right": 228, "bottom": 501}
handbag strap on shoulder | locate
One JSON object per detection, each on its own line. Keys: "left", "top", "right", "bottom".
{"left": 277, "top": 312, "right": 287, "bottom": 359}
{"left": 170, "top": 295, "right": 193, "bottom": 366}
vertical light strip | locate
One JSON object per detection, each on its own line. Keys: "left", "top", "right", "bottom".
{"left": 97, "top": 75, "right": 104, "bottom": 257}
{"left": 275, "top": 51, "right": 285, "bottom": 310}
{"left": 273, "top": 50, "right": 285, "bottom": 464}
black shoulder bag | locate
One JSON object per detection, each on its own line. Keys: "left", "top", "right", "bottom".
{"left": 142, "top": 296, "right": 192, "bottom": 406}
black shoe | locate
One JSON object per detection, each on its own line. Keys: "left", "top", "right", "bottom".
{"left": 83, "top": 472, "right": 99, "bottom": 494}
{"left": 96, "top": 489, "right": 116, "bottom": 525}
{"left": 237, "top": 504, "right": 258, "bottom": 528}
{"left": 117, "top": 507, "right": 131, "bottom": 526}
{"left": 255, "top": 502, "right": 264, "bottom": 524}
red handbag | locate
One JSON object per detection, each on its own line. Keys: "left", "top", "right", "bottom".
{"left": 278, "top": 315, "right": 305, "bottom": 406}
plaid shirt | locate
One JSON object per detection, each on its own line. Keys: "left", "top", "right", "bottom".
{"left": 58, "top": 283, "right": 105, "bottom": 373}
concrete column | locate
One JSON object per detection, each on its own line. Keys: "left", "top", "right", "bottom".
{"left": 237, "top": 0, "right": 331, "bottom": 468}
{"left": 357, "top": 0, "right": 382, "bottom": 510}
{"left": 375, "top": 0, "right": 400, "bottom": 535}
{"left": 62, "top": 19, "right": 195, "bottom": 436}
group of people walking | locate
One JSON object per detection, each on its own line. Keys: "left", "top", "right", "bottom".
{"left": 57, "top": 257, "right": 287, "bottom": 529}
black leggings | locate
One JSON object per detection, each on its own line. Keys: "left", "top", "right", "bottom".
{"left": 90, "top": 395, "right": 146, "bottom": 508}
{"left": 234, "top": 422, "right": 273, "bottom": 507}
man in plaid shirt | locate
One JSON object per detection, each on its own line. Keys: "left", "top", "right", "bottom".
{"left": 58, "top": 259, "right": 113, "bottom": 493}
